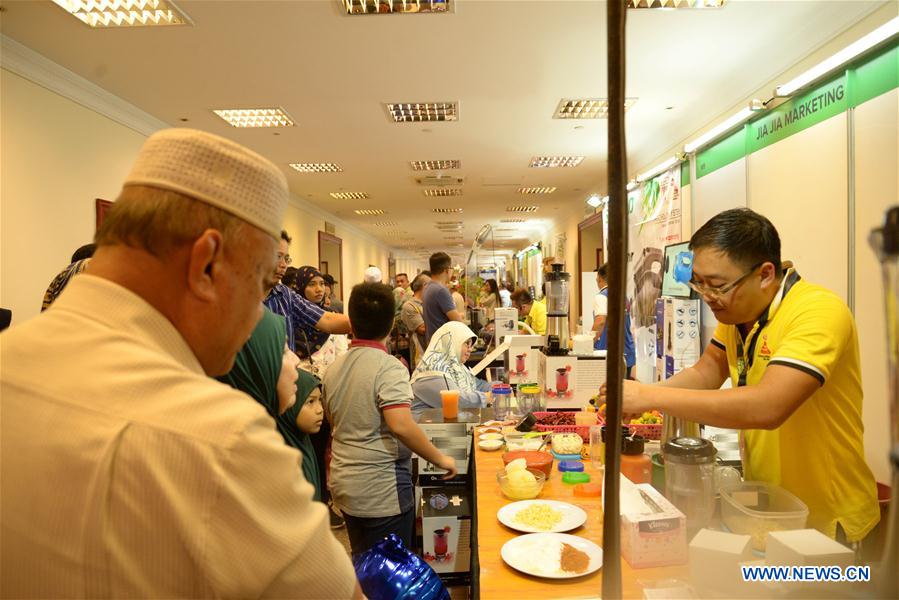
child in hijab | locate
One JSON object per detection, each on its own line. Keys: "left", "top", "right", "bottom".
{"left": 410, "top": 321, "right": 492, "bottom": 420}
{"left": 217, "top": 309, "right": 323, "bottom": 499}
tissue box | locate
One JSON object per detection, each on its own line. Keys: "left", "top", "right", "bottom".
{"left": 689, "top": 529, "right": 753, "bottom": 596}
{"left": 766, "top": 529, "right": 854, "bottom": 568}
{"left": 621, "top": 483, "right": 688, "bottom": 568}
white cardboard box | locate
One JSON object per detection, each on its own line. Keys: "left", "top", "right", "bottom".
{"left": 620, "top": 483, "right": 688, "bottom": 569}
{"left": 689, "top": 529, "right": 753, "bottom": 597}
{"left": 766, "top": 529, "right": 854, "bottom": 568}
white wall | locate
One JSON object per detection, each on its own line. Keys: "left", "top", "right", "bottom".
{"left": 749, "top": 113, "right": 849, "bottom": 300}
{"left": 0, "top": 69, "right": 146, "bottom": 324}
{"left": 0, "top": 66, "right": 392, "bottom": 327}
{"left": 853, "top": 89, "right": 897, "bottom": 483}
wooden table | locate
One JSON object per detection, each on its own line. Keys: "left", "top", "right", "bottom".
{"left": 473, "top": 440, "right": 689, "bottom": 599}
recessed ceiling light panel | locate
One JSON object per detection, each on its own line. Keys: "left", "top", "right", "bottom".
{"left": 432, "top": 208, "right": 463, "bottom": 213}
{"left": 628, "top": 0, "right": 725, "bottom": 7}
{"left": 410, "top": 160, "right": 461, "bottom": 171}
{"left": 52, "top": 0, "right": 193, "bottom": 27}
{"left": 213, "top": 108, "right": 294, "bottom": 128}
{"left": 344, "top": 0, "right": 452, "bottom": 14}
{"left": 507, "top": 206, "right": 539, "bottom": 213}
{"left": 529, "top": 156, "right": 584, "bottom": 168}
{"left": 423, "top": 188, "right": 463, "bottom": 197}
{"left": 386, "top": 102, "right": 458, "bottom": 123}
{"left": 354, "top": 209, "right": 385, "bottom": 216}
{"left": 289, "top": 162, "right": 342, "bottom": 173}
{"left": 518, "top": 187, "right": 557, "bottom": 195}
{"left": 331, "top": 192, "right": 370, "bottom": 200}
{"left": 553, "top": 98, "right": 638, "bottom": 119}
{"left": 500, "top": 218, "right": 527, "bottom": 223}
{"left": 373, "top": 221, "right": 398, "bottom": 227}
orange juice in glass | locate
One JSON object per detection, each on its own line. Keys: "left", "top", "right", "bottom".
{"left": 440, "top": 389, "right": 460, "bottom": 420}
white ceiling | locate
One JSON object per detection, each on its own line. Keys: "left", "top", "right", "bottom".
{"left": 0, "top": 0, "right": 887, "bottom": 258}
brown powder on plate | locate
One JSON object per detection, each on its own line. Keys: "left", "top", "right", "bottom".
{"left": 560, "top": 542, "right": 590, "bottom": 574}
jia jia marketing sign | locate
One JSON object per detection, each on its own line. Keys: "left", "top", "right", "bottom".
{"left": 747, "top": 74, "right": 848, "bottom": 154}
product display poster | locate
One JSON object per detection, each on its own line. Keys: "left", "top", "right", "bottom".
{"left": 627, "top": 166, "right": 682, "bottom": 382}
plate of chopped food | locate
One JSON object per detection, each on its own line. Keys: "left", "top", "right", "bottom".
{"left": 501, "top": 533, "right": 602, "bottom": 579}
{"left": 497, "top": 500, "right": 587, "bottom": 533}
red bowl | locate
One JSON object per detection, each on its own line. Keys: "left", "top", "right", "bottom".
{"left": 502, "top": 450, "right": 554, "bottom": 478}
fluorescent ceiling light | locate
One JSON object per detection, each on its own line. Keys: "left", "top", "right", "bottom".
{"left": 373, "top": 221, "right": 398, "bottom": 227}
{"left": 518, "top": 187, "right": 557, "bottom": 195}
{"left": 776, "top": 17, "right": 899, "bottom": 97}
{"left": 684, "top": 106, "right": 755, "bottom": 153}
{"left": 507, "top": 206, "right": 539, "bottom": 213}
{"left": 289, "top": 162, "right": 342, "bottom": 173}
{"left": 423, "top": 188, "right": 463, "bottom": 197}
{"left": 344, "top": 0, "right": 451, "bottom": 15}
{"left": 432, "top": 208, "right": 463, "bottom": 213}
{"left": 529, "top": 156, "right": 584, "bottom": 168}
{"left": 52, "top": 0, "right": 192, "bottom": 27}
{"left": 410, "top": 160, "right": 460, "bottom": 170}
{"left": 386, "top": 102, "right": 458, "bottom": 123}
{"left": 354, "top": 209, "right": 385, "bottom": 216}
{"left": 501, "top": 218, "right": 527, "bottom": 223}
{"left": 627, "top": 0, "right": 725, "bottom": 7}
{"left": 636, "top": 157, "right": 679, "bottom": 182}
{"left": 553, "top": 98, "right": 638, "bottom": 119}
{"left": 330, "top": 192, "right": 369, "bottom": 200}
{"left": 213, "top": 108, "right": 294, "bottom": 128}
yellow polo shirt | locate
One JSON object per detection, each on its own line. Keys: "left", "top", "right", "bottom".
{"left": 711, "top": 269, "right": 879, "bottom": 542}
{"left": 526, "top": 298, "right": 548, "bottom": 335}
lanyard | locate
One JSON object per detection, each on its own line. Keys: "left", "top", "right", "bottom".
{"left": 735, "top": 270, "right": 800, "bottom": 387}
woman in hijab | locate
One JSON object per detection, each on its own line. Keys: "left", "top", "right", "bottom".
{"left": 410, "top": 321, "right": 492, "bottom": 420}
{"left": 293, "top": 266, "right": 331, "bottom": 359}
{"left": 217, "top": 309, "right": 323, "bottom": 499}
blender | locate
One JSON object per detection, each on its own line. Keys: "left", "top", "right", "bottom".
{"left": 663, "top": 437, "right": 717, "bottom": 536}
{"left": 870, "top": 206, "right": 898, "bottom": 597}
{"left": 545, "top": 263, "right": 571, "bottom": 355}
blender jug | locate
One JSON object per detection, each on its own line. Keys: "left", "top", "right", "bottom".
{"left": 664, "top": 437, "right": 717, "bottom": 535}
{"left": 870, "top": 206, "right": 898, "bottom": 597}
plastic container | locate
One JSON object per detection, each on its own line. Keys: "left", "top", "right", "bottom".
{"left": 664, "top": 437, "right": 717, "bottom": 534}
{"left": 627, "top": 422, "right": 663, "bottom": 441}
{"left": 573, "top": 483, "right": 602, "bottom": 497}
{"left": 492, "top": 385, "right": 514, "bottom": 420}
{"left": 533, "top": 411, "right": 598, "bottom": 441}
{"left": 496, "top": 468, "right": 546, "bottom": 500}
{"left": 719, "top": 481, "right": 810, "bottom": 552}
{"left": 551, "top": 432, "right": 583, "bottom": 455}
{"left": 558, "top": 460, "right": 584, "bottom": 472}
{"left": 517, "top": 384, "right": 544, "bottom": 415}
{"left": 562, "top": 472, "right": 591, "bottom": 485}
{"left": 621, "top": 435, "right": 651, "bottom": 484}
{"left": 551, "top": 450, "right": 583, "bottom": 462}
{"left": 502, "top": 450, "right": 554, "bottom": 478}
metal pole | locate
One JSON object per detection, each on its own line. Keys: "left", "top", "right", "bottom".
{"left": 602, "top": 1, "right": 627, "bottom": 598}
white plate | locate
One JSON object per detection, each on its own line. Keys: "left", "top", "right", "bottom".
{"left": 497, "top": 500, "right": 587, "bottom": 533}
{"left": 501, "top": 532, "right": 602, "bottom": 579}
{"left": 479, "top": 433, "right": 503, "bottom": 441}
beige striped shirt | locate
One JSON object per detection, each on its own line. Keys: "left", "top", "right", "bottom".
{"left": 1, "top": 275, "right": 356, "bottom": 598}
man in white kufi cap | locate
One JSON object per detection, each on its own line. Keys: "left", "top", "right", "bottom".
{"left": 363, "top": 266, "right": 383, "bottom": 284}
{"left": 0, "top": 129, "right": 361, "bottom": 599}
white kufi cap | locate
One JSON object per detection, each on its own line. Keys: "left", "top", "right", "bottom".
{"left": 363, "top": 266, "right": 383, "bottom": 283}
{"left": 123, "top": 128, "right": 287, "bottom": 239}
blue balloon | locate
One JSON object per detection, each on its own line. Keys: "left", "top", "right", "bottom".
{"left": 353, "top": 534, "right": 450, "bottom": 600}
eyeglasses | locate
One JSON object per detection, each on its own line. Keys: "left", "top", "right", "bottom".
{"left": 277, "top": 253, "right": 292, "bottom": 265}
{"left": 688, "top": 262, "right": 762, "bottom": 300}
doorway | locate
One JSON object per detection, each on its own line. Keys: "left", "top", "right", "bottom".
{"left": 318, "top": 231, "right": 343, "bottom": 300}
{"left": 577, "top": 212, "right": 604, "bottom": 329}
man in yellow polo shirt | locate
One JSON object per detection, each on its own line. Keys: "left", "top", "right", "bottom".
{"left": 620, "top": 208, "right": 879, "bottom": 544}
{"left": 510, "top": 288, "right": 547, "bottom": 335}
